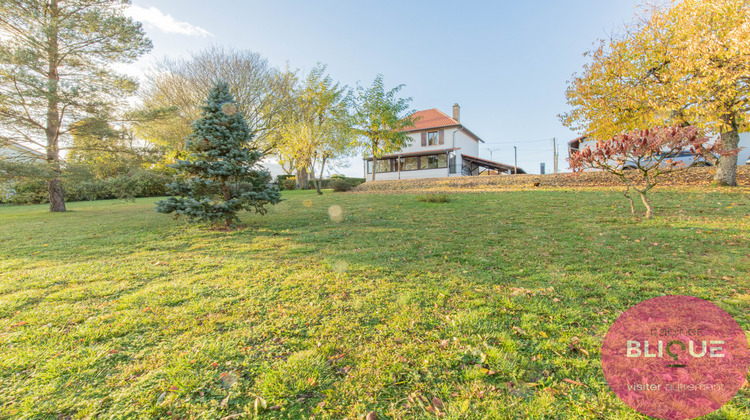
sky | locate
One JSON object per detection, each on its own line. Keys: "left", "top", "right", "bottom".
{"left": 125, "top": 0, "right": 643, "bottom": 175}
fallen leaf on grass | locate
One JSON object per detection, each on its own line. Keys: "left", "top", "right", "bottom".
{"left": 220, "top": 372, "right": 238, "bottom": 389}
{"left": 254, "top": 396, "right": 267, "bottom": 413}
{"left": 480, "top": 367, "right": 496, "bottom": 375}
{"left": 432, "top": 397, "right": 444, "bottom": 410}
{"left": 512, "top": 326, "right": 527, "bottom": 336}
{"left": 568, "top": 337, "right": 590, "bottom": 357}
{"left": 562, "top": 378, "right": 587, "bottom": 387}
{"left": 365, "top": 411, "right": 377, "bottom": 420}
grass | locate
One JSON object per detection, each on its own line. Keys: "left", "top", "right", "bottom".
{"left": 0, "top": 188, "right": 749, "bottom": 419}
{"left": 416, "top": 193, "right": 451, "bottom": 203}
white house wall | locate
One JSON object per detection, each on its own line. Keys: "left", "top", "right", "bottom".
{"left": 0, "top": 145, "right": 42, "bottom": 162}
{"left": 738, "top": 133, "right": 750, "bottom": 165}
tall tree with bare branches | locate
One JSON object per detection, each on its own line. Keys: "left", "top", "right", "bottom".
{"left": 137, "top": 47, "right": 296, "bottom": 157}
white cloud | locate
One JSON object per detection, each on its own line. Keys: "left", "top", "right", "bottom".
{"left": 126, "top": 5, "right": 212, "bottom": 37}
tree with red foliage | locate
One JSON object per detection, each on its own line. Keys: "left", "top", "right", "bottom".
{"left": 569, "top": 126, "right": 736, "bottom": 219}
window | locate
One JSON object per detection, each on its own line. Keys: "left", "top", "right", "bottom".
{"left": 375, "top": 160, "right": 390, "bottom": 173}
{"left": 427, "top": 131, "right": 438, "bottom": 146}
{"left": 402, "top": 157, "right": 418, "bottom": 171}
{"left": 419, "top": 154, "right": 448, "bottom": 170}
{"left": 437, "top": 154, "right": 447, "bottom": 168}
{"left": 449, "top": 155, "right": 457, "bottom": 174}
{"left": 368, "top": 159, "right": 398, "bottom": 173}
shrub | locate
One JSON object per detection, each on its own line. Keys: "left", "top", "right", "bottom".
{"left": 417, "top": 193, "right": 451, "bottom": 203}
{"left": 6, "top": 180, "right": 48, "bottom": 205}
{"left": 276, "top": 174, "right": 296, "bottom": 191}
{"left": 330, "top": 178, "right": 356, "bottom": 192}
{"left": 569, "top": 126, "right": 734, "bottom": 218}
{"left": 2, "top": 169, "right": 170, "bottom": 205}
{"left": 281, "top": 177, "right": 297, "bottom": 191}
{"left": 328, "top": 177, "right": 365, "bottom": 192}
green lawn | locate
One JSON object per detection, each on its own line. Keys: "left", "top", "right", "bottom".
{"left": 0, "top": 189, "right": 749, "bottom": 419}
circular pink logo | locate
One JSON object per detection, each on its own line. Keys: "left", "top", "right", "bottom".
{"left": 601, "top": 295, "right": 749, "bottom": 420}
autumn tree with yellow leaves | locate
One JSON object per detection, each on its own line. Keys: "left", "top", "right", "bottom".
{"left": 561, "top": 0, "right": 749, "bottom": 186}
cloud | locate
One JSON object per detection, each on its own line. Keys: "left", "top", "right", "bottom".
{"left": 126, "top": 5, "right": 212, "bottom": 37}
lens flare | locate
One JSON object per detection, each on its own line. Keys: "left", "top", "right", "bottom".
{"left": 221, "top": 102, "right": 238, "bottom": 116}
{"left": 328, "top": 205, "right": 343, "bottom": 223}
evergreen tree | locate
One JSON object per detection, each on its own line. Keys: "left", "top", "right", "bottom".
{"left": 156, "top": 82, "right": 281, "bottom": 228}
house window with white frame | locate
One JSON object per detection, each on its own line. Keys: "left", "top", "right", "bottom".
{"left": 427, "top": 131, "right": 438, "bottom": 146}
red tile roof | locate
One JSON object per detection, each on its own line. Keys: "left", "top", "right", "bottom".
{"left": 404, "top": 108, "right": 460, "bottom": 131}
{"left": 401, "top": 108, "right": 484, "bottom": 143}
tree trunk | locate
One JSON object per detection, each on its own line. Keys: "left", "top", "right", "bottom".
{"left": 46, "top": 0, "right": 65, "bottom": 212}
{"left": 371, "top": 144, "right": 377, "bottom": 182}
{"left": 624, "top": 191, "right": 636, "bottom": 216}
{"left": 222, "top": 182, "right": 231, "bottom": 227}
{"left": 316, "top": 156, "right": 327, "bottom": 195}
{"left": 714, "top": 129, "right": 740, "bottom": 187}
{"left": 297, "top": 166, "right": 309, "bottom": 189}
{"left": 309, "top": 166, "right": 319, "bottom": 193}
{"left": 639, "top": 191, "right": 653, "bottom": 219}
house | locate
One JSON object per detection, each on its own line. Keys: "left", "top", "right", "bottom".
{"left": 0, "top": 142, "right": 47, "bottom": 163}
{"left": 0, "top": 142, "right": 47, "bottom": 202}
{"left": 568, "top": 133, "right": 750, "bottom": 170}
{"left": 364, "top": 104, "right": 524, "bottom": 181}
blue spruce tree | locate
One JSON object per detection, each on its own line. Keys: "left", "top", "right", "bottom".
{"left": 157, "top": 82, "right": 281, "bottom": 228}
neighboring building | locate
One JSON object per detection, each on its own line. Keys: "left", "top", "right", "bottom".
{"left": 0, "top": 142, "right": 46, "bottom": 163}
{"left": 0, "top": 142, "right": 47, "bottom": 202}
{"left": 364, "top": 104, "right": 524, "bottom": 181}
{"left": 568, "top": 133, "right": 750, "bottom": 170}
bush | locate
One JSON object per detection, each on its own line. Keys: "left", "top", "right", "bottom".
{"left": 4, "top": 180, "right": 48, "bottom": 205}
{"left": 279, "top": 176, "right": 297, "bottom": 191}
{"left": 2, "top": 169, "right": 170, "bottom": 205}
{"left": 328, "top": 177, "right": 365, "bottom": 192}
{"left": 330, "top": 178, "right": 357, "bottom": 192}
{"left": 417, "top": 193, "right": 451, "bottom": 203}
{"left": 65, "top": 169, "right": 170, "bottom": 202}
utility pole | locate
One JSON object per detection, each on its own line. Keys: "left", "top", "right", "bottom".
{"left": 552, "top": 137, "right": 559, "bottom": 174}
{"left": 514, "top": 146, "right": 517, "bottom": 175}
{"left": 486, "top": 148, "right": 501, "bottom": 161}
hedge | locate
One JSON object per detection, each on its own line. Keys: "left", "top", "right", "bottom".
{"left": 1, "top": 169, "right": 171, "bottom": 205}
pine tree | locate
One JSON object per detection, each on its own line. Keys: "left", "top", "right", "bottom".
{"left": 0, "top": 0, "right": 152, "bottom": 212}
{"left": 156, "top": 82, "right": 281, "bottom": 228}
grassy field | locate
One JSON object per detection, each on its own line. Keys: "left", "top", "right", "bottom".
{"left": 0, "top": 188, "right": 749, "bottom": 419}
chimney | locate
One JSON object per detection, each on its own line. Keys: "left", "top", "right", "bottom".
{"left": 453, "top": 103, "right": 460, "bottom": 122}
